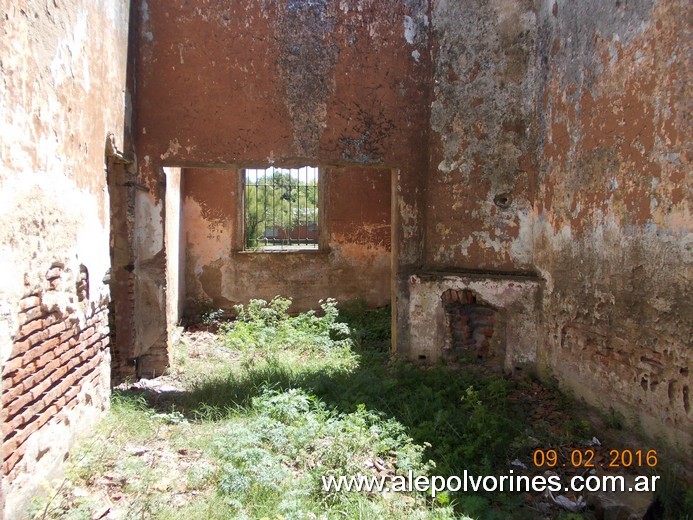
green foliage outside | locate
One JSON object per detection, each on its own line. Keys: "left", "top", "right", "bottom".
{"left": 244, "top": 168, "right": 318, "bottom": 249}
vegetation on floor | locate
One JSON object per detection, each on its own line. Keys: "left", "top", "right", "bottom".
{"left": 30, "top": 297, "right": 690, "bottom": 519}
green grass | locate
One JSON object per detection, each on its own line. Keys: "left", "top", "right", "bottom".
{"left": 177, "top": 297, "right": 532, "bottom": 518}
{"left": 187, "top": 298, "right": 529, "bottom": 479}
{"left": 30, "top": 298, "right": 463, "bottom": 519}
{"left": 31, "top": 296, "right": 688, "bottom": 520}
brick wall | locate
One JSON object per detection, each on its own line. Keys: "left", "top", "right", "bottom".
{"left": 0, "top": 0, "right": 130, "bottom": 515}
{"left": 406, "top": 273, "right": 541, "bottom": 372}
{"left": 106, "top": 155, "right": 138, "bottom": 384}
{"left": 2, "top": 280, "right": 109, "bottom": 485}
{"left": 442, "top": 289, "right": 499, "bottom": 365}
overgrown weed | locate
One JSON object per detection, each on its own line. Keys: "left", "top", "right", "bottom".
{"left": 221, "top": 296, "right": 351, "bottom": 354}
{"left": 32, "top": 296, "right": 682, "bottom": 519}
{"left": 188, "top": 296, "right": 529, "bottom": 517}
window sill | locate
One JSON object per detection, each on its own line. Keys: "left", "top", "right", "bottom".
{"left": 233, "top": 248, "right": 330, "bottom": 255}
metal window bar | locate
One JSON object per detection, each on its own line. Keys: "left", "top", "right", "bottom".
{"left": 244, "top": 166, "right": 319, "bottom": 251}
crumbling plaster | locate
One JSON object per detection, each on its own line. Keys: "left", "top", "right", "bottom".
{"left": 0, "top": 0, "right": 131, "bottom": 517}
{"left": 133, "top": 0, "right": 431, "bottom": 370}
{"left": 533, "top": 0, "right": 692, "bottom": 451}
{"left": 181, "top": 167, "right": 392, "bottom": 314}
{"left": 1, "top": 0, "right": 690, "bottom": 516}
{"left": 407, "top": 0, "right": 690, "bottom": 458}
{"left": 164, "top": 167, "right": 185, "bottom": 344}
{"left": 424, "top": 0, "right": 538, "bottom": 271}
{"left": 129, "top": 0, "right": 690, "bottom": 460}
{"left": 407, "top": 272, "right": 542, "bottom": 372}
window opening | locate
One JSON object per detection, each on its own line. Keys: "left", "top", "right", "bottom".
{"left": 244, "top": 166, "right": 319, "bottom": 251}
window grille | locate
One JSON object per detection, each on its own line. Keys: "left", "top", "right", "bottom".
{"left": 243, "top": 166, "right": 319, "bottom": 251}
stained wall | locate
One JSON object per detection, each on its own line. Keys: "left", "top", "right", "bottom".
{"left": 403, "top": 0, "right": 543, "bottom": 370}
{"left": 133, "top": 0, "right": 431, "bottom": 371}
{"left": 424, "top": 0, "right": 538, "bottom": 272}
{"left": 534, "top": 0, "right": 692, "bottom": 451}
{"left": 182, "top": 167, "right": 391, "bottom": 314}
{"left": 2, "top": 0, "right": 690, "bottom": 514}
{"left": 0, "top": 0, "right": 131, "bottom": 516}
{"left": 164, "top": 167, "right": 185, "bottom": 340}
{"left": 130, "top": 0, "right": 691, "bottom": 459}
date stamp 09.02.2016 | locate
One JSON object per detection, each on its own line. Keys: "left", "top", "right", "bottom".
{"left": 532, "top": 448, "right": 658, "bottom": 469}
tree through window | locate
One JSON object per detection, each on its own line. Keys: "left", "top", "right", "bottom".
{"left": 243, "top": 166, "right": 320, "bottom": 251}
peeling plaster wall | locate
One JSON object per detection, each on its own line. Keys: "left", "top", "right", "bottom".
{"left": 134, "top": 0, "right": 431, "bottom": 365}
{"left": 0, "top": 0, "right": 131, "bottom": 517}
{"left": 407, "top": 273, "right": 542, "bottom": 371}
{"left": 133, "top": 187, "right": 167, "bottom": 376}
{"left": 397, "top": 0, "right": 542, "bottom": 364}
{"left": 534, "top": 0, "right": 692, "bottom": 453}
{"left": 131, "top": 0, "right": 690, "bottom": 455}
{"left": 106, "top": 155, "right": 138, "bottom": 382}
{"left": 182, "top": 167, "right": 391, "bottom": 313}
{"left": 424, "top": 0, "right": 538, "bottom": 271}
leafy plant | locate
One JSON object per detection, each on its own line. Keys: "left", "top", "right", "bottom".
{"left": 338, "top": 299, "right": 391, "bottom": 352}
{"left": 221, "top": 296, "right": 351, "bottom": 354}
{"left": 206, "top": 387, "right": 450, "bottom": 518}
{"left": 201, "top": 308, "right": 224, "bottom": 326}
{"left": 605, "top": 407, "right": 626, "bottom": 430}
{"left": 183, "top": 298, "right": 226, "bottom": 328}
{"left": 37, "top": 296, "right": 666, "bottom": 520}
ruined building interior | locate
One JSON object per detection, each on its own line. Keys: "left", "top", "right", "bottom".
{"left": 0, "top": 0, "right": 690, "bottom": 517}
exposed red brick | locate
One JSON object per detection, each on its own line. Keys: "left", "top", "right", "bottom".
{"left": 15, "top": 411, "right": 40, "bottom": 440}
{"left": 3, "top": 413, "right": 26, "bottom": 438}
{"left": 34, "top": 404, "right": 59, "bottom": 431}
{"left": 2, "top": 356, "right": 24, "bottom": 375}
{"left": 29, "top": 371, "right": 58, "bottom": 401}
{"left": 32, "top": 350, "right": 57, "bottom": 373}
{"left": 8, "top": 369, "right": 30, "bottom": 388}
{"left": 1, "top": 420, "right": 15, "bottom": 438}
{"left": 62, "top": 394, "right": 79, "bottom": 412}
{"left": 45, "top": 320, "right": 68, "bottom": 338}
{"left": 78, "top": 326, "right": 95, "bottom": 340}
{"left": 3, "top": 436, "right": 20, "bottom": 462}
{"left": 5, "top": 392, "right": 34, "bottom": 418}
{"left": 11, "top": 342, "right": 88, "bottom": 404}
{"left": 4, "top": 434, "right": 28, "bottom": 475}
{"left": 18, "top": 296, "right": 40, "bottom": 312}
{"left": 86, "top": 312, "right": 107, "bottom": 327}
{"left": 47, "top": 339, "right": 73, "bottom": 362}
{"left": 16, "top": 319, "right": 43, "bottom": 340}
{"left": 51, "top": 365, "right": 69, "bottom": 382}
{"left": 17, "top": 307, "right": 44, "bottom": 326}
{"left": 42, "top": 313, "right": 62, "bottom": 328}
{"left": 60, "top": 327, "right": 78, "bottom": 343}
{"left": 8, "top": 329, "right": 50, "bottom": 359}
{"left": 54, "top": 394, "right": 68, "bottom": 410}
{"left": 2, "top": 381, "right": 26, "bottom": 403}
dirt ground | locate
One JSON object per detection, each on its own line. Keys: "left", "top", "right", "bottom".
{"left": 32, "top": 330, "right": 662, "bottom": 520}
